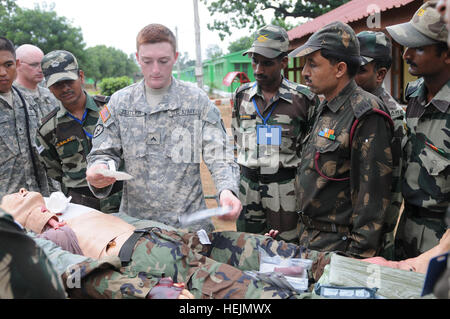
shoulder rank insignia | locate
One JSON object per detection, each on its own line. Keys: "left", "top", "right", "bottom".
{"left": 319, "top": 128, "right": 336, "bottom": 141}
{"left": 56, "top": 136, "right": 75, "bottom": 148}
{"left": 99, "top": 105, "right": 111, "bottom": 123}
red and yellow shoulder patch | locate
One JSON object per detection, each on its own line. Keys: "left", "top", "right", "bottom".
{"left": 99, "top": 105, "right": 111, "bottom": 123}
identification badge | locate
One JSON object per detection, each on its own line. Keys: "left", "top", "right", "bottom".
{"left": 257, "top": 125, "right": 282, "bottom": 146}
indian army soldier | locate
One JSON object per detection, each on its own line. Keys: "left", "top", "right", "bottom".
{"left": 86, "top": 24, "right": 241, "bottom": 231}
{"left": 355, "top": 31, "right": 406, "bottom": 259}
{"left": 0, "top": 37, "right": 51, "bottom": 199}
{"left": 386, "top": 0, "right": 450, "bottom": 259}
{"left": 0, "top": 208, "right": 66, "bottom": 299}
{"left": 14, "top": 44, "right": 59, "bottom": 120}
{"left": 289, "top": 22, "right": 397, "bottom": 258}
{"left": 232, "top": 25, "right": 319, "bottom": 243}
{"left": 36, "top": 50, "right": 122, "bottom": 214}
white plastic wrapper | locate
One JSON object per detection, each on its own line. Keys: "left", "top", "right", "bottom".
{"left": 46, "top": 192, "right": 72, "bottom": 214}
{"left": 179, "top": 206, "right": 232, "bottom": 226}
{"left": 257, "top": 247, "right": 312, "bottom": 292}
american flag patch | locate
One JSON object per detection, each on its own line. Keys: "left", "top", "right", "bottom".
{"left": 99, "top": 105, "right": 111, "bottom": 123}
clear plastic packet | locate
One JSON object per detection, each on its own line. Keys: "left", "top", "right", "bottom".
{"left": 179, "top": 206, "right": 232, "bottom": 226}
{"left": 256, "top": 247, "right": 312, "bottom": 292}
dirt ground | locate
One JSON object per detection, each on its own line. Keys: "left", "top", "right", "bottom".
{"left": 201, "top": 99, "right": 237, "bottom": 231}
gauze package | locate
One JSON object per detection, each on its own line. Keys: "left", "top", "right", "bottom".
{"left": 46, "top": 192, "right": 72, "bottom": 214}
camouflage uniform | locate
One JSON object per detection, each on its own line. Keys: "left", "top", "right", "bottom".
{"left": 0, "top": 87, "right": 51, "bottom": 199}
{"left": 62, "top": 229, "right": 332, "bottom": 299}
{"left": 13, "top": 82, "right": 59, "bottom": 120}
{"left": 36, "top": 50, "right": 122, "bottom": 214}
{"left": 289, "top": 22, "right": 396, "bottom": 258}
{"left": 0, "top": 208, "right": 66, "bottom": 298}
{"left": 357, "top": 31, "right": 407, "bottom": 259}
{"left": 387, "top": 1, "right": 449, "bottom": 259}
{"left": 87, "top": 78, "right": 239, "bottom": 231}
{"left": 232, "top": 25, "right": 319, "bottom": 243}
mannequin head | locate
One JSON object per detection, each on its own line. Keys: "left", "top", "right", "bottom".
{"left": 1, "top": 188, "right": 48, "bottom": 225}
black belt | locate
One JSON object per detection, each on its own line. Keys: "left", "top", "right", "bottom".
{"left": 405, "top": 203, "right": 444, "bottom": 220}
{"left": 298, "top": 211, "right": 350, "bottom": 234}
{"left": 68, "top": 181, "right": 123, "bottom": 198}
{"left": 240, "top": 165, "right": 296, "bottom": 184}
{"left": 119, "top": 228, "right": 159, "bottom": 266}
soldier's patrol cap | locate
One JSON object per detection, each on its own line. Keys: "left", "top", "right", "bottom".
{"left": 243, "top": 25, "right": 289, "bottom": 59}
{"left": 289, "top": 21, "right": 360, "bottom": 60}
{"left": 41, "top": 50, "right": 79, "bottom": 88}
{"left": 386, "top": 1, "right": 448, "bottom": 48}
{"left": 357, "top": 31, "right": 392, "bottom": 66}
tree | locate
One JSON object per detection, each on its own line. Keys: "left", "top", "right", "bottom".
{"left": 0, "top": 0, "right": 18, "bottom": 17}
{"left": 83, "top": 45, "right": 139, "bottom": 87}
{"left": 201, "top": 0, "right": 351, "bottom": 40}
{"left": 227, "top": 36, "right": 253, "bottom": 54}
{"left": 0, "top": 3, "right": 87, "bottom": 65}
{"left": 205, "top": 44, "right": 223, "bottom": 60}
{"left": 177, "top": 51, "right": 196, "bottom": 69}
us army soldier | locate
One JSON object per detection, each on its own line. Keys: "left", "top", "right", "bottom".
{"left": 232, "top": 25, "right": 319, "bottom": 243}
{"left": 36, "top": 50, "right": 122, "bottom": 213}
{"left": 386, "top": 1, "right": 450, "bottom": 259}
{"left": 14, "top": 44, "right": 59, "bottom": 121}
{"left": 0, "top": 37, "right": 51, "bottom": 199}
{"left": 86, "top": 24, "right": 241, "bottom": 231}
{"left": 289, "top": 22, "right": 396, "bottom": 258}
{"left": 355, "top": 31, "right": 405, "bottom": 259}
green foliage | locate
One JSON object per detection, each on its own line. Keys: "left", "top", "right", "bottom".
{"left": 205, "top": 44, "right": 223, "bottom": 60}
{"left": 227, "top": 36, "right": 253, "bottom": 54}
{"left": 98, "top": 76, "right": 133, "bottom": 96}
{"left": 84, "top": 45, "right": 139, "bottom": 86}
{"left": 0, "top": 0, "right": 18, "bottom": 17}
{"left": 0, "top": 3, "right": 87, "bottom": 64}
{"left": 201, "top": 0, "right": 351, "bottom": 40}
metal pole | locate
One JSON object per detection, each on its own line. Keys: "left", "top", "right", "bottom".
{"left": 193, "top": 0, "right": 204, "bottom": 89}
{"left": 175, "top": 26, "right": 181, "bottom": 80}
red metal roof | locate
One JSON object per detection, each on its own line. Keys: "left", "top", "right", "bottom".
{"left": 288, "top": 0, "right": 417, "bottom": 41}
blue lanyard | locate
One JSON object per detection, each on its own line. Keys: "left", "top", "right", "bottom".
{"left": 66, "top": 109, "right": 93, "bottom": 138}
{"left": 252, "top": 98, "right": 279, "bottom": 125}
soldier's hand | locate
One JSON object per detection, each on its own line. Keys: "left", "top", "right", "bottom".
{"left": 265, "top": 229, "right": 279, "bottom": 239}
{"left": 86, "top": 163, "right": 116, "bottom": 189}
{"left": 218, "top": 189, "right": 242, "bottom": 221}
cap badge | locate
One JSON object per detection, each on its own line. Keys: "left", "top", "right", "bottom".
{"left": 257, "top": 34, "right": 269, "bottom": 42}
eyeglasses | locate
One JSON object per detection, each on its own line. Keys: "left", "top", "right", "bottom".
{"left": 21, "top": 62, "right": 42, "bottom": 69}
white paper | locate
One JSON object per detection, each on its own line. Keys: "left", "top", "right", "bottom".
{"left": 96, "top": 169, "right": 134, "bottom": 181}
{"left": 196, "top": 229, "right": 212, "bottom": 245}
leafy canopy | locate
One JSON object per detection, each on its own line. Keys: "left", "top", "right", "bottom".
{"left": 201, "top": 0, "right": 351, "bottom": 40}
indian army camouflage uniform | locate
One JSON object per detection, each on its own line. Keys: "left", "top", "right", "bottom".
{"left": 232, "top": 78, "right": 318, "bottom": 243}
{"left": 395, "top": 78, "right": 450, "bottom": 259}
{"left": 289, "top": 22, "right": 396, "bottom": 258}
{"left": 36, "top": 92, "right": 122, "bottom": 214}
{"left": 385, "top": 0, "right": 450, "bottom": 259}
{"left": 87, "top": 78, "right": 240, "bottom": 232}
{"left": 62, "top": 229, "right": 333, "bottom": 299}
{"left": 0, "top": 88, "right": 51, "bottom": 199}
{"left": 295, "top": 81, "right": 395, "bottom": 258}
{"left": 0, "top": 208, "right": 66, "bottom": 298}
{"left": 371, "top": 86, "right": 406, "bottom": 259}
{"left": 356, "top": 30, "right": 407, "bottom": 259}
